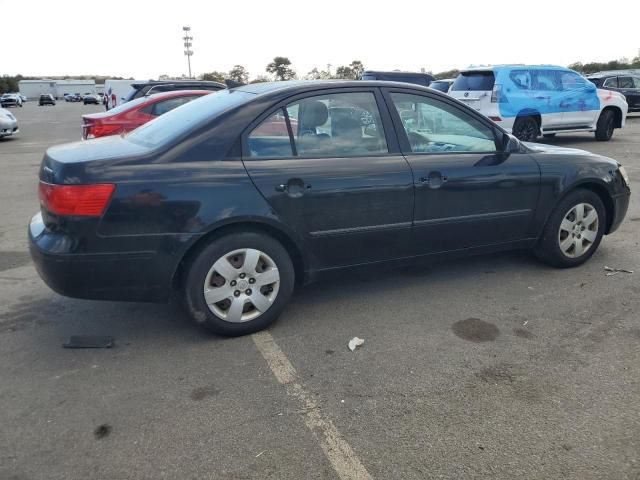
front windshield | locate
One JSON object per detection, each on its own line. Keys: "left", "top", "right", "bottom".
{"left": 126, "top": 89, "right": 254, "bottom": 148}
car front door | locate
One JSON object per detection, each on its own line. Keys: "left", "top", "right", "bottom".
{"left": 383, "top": 88, "right": 540, "bottom": 255}
{"left": 558, "top": 71, "right": 600, "bottom": 127}
{"left": 618, "top": 76, "right": 640, "bottom": 111}
{"left": 242, "top": 89, "right": 414, "bottom": 269}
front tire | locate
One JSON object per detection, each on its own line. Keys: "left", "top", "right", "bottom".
{"left": 512, "top": 116, "right": 539, "bottom": 142}
{"left": 595, "top": 109, "right": 615, "bottom": 141}
{"left": 534, "top": 189, "right": 605, "bottom": 268}
{"left": 183, "top": 231, "right": 295, "bottom": 336}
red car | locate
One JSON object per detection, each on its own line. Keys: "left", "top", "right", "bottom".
{"left": 81, "top": 90, "right": 212, "bottom": 139}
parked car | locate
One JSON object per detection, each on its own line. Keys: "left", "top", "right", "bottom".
{"left": 361, "top": 70, "right": 435, "bottom": 87}
{"left": 38, "top": 94, "right": 56, "bottom": 106}
{"left": 429, "top": 78, "right": 455, "bottom": 93}
{"left": 81, "top": 90, "right": 210, "bottom": 139}
{"left": 587, "top": 74, "right": 640, "bottom": 112}
{"left": 1, "top": 93, "right": 23, "bottom": 108}
{"left": 83, "top": 94, "right": 100, "bottom": 105}
{"left": 29, "top": 81, "right": 631, "bottom": 336}
{"left": 0, "top": 107, "right": 19, "bottom": 137}
{"left": 449, "top": 65, "right": 628, "bottom": 141}
{"left": 123, "top": 80, "right": 225, "bottom": 103}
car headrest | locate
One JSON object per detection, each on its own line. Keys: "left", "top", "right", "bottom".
{"left": 301, "top": 101, "right": 329, "bottom": 129}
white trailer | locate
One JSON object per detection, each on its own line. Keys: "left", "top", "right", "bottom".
{"left": 103, "top": 79, "right": 146, "bottom": 109}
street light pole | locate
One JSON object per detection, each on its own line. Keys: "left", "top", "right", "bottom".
{"left": 182, "top": 26, "right": 194, "bottom": 79}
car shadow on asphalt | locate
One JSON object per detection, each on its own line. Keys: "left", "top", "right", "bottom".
{"left": 290, "top": 249, "right": 547, "bottom": 309}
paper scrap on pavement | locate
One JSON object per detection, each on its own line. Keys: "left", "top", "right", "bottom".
{"left": 348, "top": 337, "right": 365, "bottom": 351}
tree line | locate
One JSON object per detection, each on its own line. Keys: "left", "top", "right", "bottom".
{"left": 3, "top": 56, "right": 640, "bottom": 95}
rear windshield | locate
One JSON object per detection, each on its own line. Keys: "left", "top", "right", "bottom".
{"left": 429, "top": 81, "right": 451, "bottom": 92}
{"left": 451, "top": 71, "right": 495, "bottom": 91}
{"left": 126, "top": 89, "right": 254, "bottom": 148}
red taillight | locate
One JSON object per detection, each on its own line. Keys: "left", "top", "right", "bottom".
{"left": 38, "top": 182, "right": 116, "bottom": 217}
{"left": 84, "top": 122, "right": 122, "bottom": 139}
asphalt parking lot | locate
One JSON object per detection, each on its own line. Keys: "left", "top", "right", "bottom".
{"left": 1, "top": 102, "right": 639, "bottom": 480}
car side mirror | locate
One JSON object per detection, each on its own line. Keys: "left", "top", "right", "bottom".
{"left": 502, "top": 132, "right": 520, "bottom": 152}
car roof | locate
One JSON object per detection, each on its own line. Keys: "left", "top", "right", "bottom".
{"left": 235, "top": 79, "right": 435, "bottom": 96}
{"left": 145, "top": 89, "right": 213, "bottom": 100}
{"left": 461, "top": 64, "right": 569, "bottom": 72}
{"left": 132, "top": 80, "right": 225, "bottom": 88}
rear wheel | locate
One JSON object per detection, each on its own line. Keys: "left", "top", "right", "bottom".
{"left": 512, "top": 116, "right": 539, "bottom": 142}
{"left": 595, "top": 109, "right": 615, "bottom": 141}
{"left": 534, "top": 189, "right": 605, "bottom": 268}
{"left": 183, "top": 231, "right": 295, "bottom": 336}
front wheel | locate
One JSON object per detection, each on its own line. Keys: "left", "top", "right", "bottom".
{"left": 183, "top": 231, "right": 295, "bottom": 336}
{"left": 512, "top": 116, "right": 539, "bottom": 142}
{"left": 534, "top": 189, "right": 605, "bottom": 268}
{"left": 595, "top": 109, "right": 615, "bottom": 141}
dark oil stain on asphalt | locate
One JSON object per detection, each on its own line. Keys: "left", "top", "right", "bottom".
{"left": 325, "top": 349, "right": 335, "bottom": 355}
{"left": 513, "top": 328, "right": 535, "bottom": 339}
{"left": 0, "top": 251, "right": 32, "bottom": 272}
{"left": 190, "top": 385, "right": 220, "bottom": 401}
{"left": 452, "top": 318, "right": 499, "bottom": 342}
{"left": 94, "top": 424, "right": 112, "bottom": 439}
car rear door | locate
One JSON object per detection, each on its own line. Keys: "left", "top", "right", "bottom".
{"left": 383, "top": 87, "right": 540, "bottom": 254}
{"left": 242, "top": 88, "right": 414, "bottom": 269}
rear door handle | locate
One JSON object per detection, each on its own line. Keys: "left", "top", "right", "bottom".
{"left": 419, "top": 172, "right": 448, "bottom": 188}
{"left": 275, "top": 178, "right": 312, "bottom": 197}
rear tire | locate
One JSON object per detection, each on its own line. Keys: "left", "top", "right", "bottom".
{"left": 534, "top": 189, "right": 605, "bottom": 268}
{"left": 595, "top": 109, "right": 615, "bottom": 141}
{"left": 183, "top": 231, "right": 295, "bottom": 336}
{"left": 512, "top": 116, "right": 539, "bottom": 142}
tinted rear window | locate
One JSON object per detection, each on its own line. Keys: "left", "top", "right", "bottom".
{"left": 429, "top": 81, "right": 450, "bottom": 92}
{"left": 451, "top": 72, "right": 495, "bottom": 91}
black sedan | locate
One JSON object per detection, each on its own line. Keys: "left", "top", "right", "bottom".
{"left": 29, "top": 81, "right": 631, "bottom": 336}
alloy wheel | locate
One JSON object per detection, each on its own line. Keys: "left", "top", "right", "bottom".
{"left": 557, "top": 203, "right": 599, "bottom": 258}
{"left": 203, "top": 248, "right": 280, "bottom": 323}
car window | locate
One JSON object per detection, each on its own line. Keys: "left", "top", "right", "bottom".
{"left": 151, "top": 96, "right": 198, "bottom": 116}
{"left": 389, "top": 92, "right": 497, "bottom": 154}
{"left": 560, "top": 71, "right": 587, "bottom": 91}
{"left": 510, "top": 70, "right": 532, "bottom": 90}
{"left": 618, "top": 76, "right": 634, "bottom": 88}
{"left": 532, "top": 70, "right": 561, "bottom": 91}
{"left": 451, "top": 72, "right": 495, "bottom": 91}
{"left": 288, "top": 92, "right": 387, "bottom": 157}
{"left": 249, "top": 92, "right": 387, "bottom": 158}
{"left": 248, "top": 110, "right": 293, "bottom": 158}
{"left": 602, "top": 77, "right": 618, "bottom": 88}
{"left": 633, "top": 77, "right": 640, "bottom": 89}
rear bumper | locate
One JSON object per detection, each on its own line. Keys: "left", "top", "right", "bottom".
{"left": 28, "top": 212, "right": 172, "bottom": 303}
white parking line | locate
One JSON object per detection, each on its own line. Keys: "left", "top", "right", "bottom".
{"left": 252, "top": 331, "right": 373, "bottom": 480}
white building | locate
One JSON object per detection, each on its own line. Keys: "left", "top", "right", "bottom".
{"left": 18, "top": 79, "right": 97, "bottom": 100}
